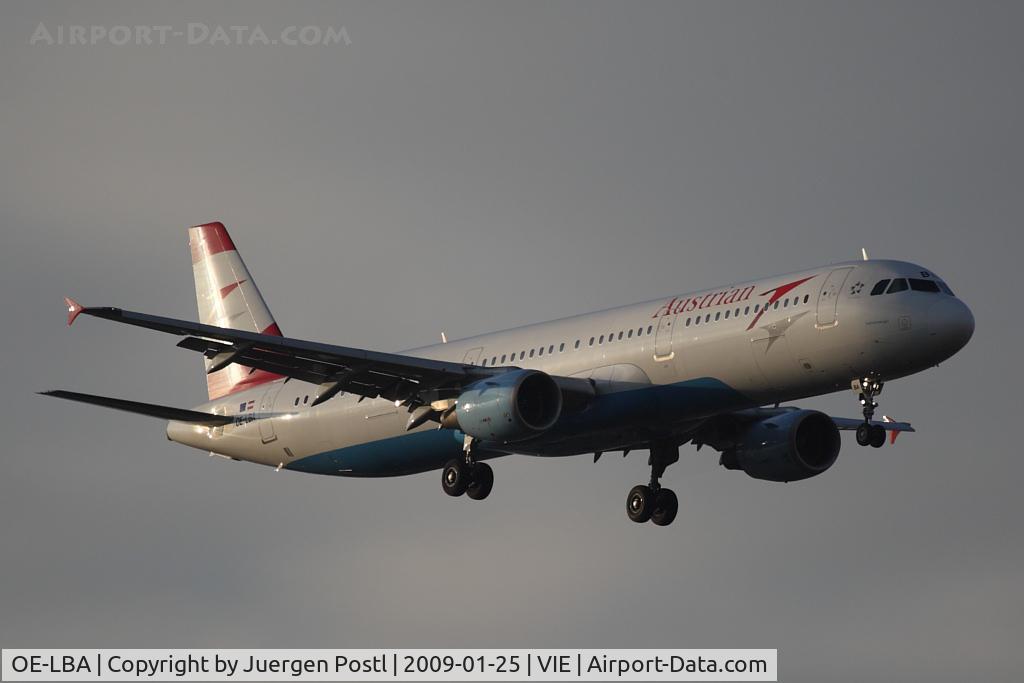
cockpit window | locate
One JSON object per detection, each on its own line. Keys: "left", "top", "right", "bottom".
{"left": 909, "top": 278, "right": 941, "bottom": 293}
{"left": 886, "top": 278, "right": 908, "bottom": 294}
{"left": 870, "top": 279, "right": 891, "bottom": 296}
{"left": 938, "top": 282, "right": 955, "bottom": 296}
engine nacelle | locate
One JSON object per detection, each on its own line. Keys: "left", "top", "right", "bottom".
{"left": 449, "top": 369, "right": 562, "bottom": 443}
{"left": 720, "top": 409, "right": 841, "bottom": 482}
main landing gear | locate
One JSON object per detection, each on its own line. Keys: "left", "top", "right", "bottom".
{"left": 626, "top": 439, "right": 679, "bottom": 526}
{"left": 441, "top": 436, "right": 494, "bottom": 500}
{"left": 853, "top": 376, "right": 887, "bottom": 448}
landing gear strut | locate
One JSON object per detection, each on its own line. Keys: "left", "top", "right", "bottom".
{"left": 853, "top": 377, "right": 886, "bottom": 448}
{"left": 441, "top": 436, "right": 494, "bottom": 500}
{"left": 626, "top": 439, "right": 679, "bottom": 526}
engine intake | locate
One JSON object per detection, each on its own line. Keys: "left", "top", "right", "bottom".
{"left": 720, "top": 409, "right": 841, "bottom": 482}
{"left": 447, "top": 369, "right": 562, "bottom": 443}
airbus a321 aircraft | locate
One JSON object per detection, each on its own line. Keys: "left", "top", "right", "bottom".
{"left": 43, "top": 223, "right": 974, "bottom": 526}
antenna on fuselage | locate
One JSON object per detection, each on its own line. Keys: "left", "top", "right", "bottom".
{"left": 861, "top": 248, "right": 869, "bottom": 261}
{"left": 441, "top": 331, "right": 448, "bottom": 344}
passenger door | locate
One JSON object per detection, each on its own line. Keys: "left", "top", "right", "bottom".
{"left": 258, "top": 385, "right": 283, "bottom": 444}
{"left": 816, "top": 267, "right": 854, "bottom": 328}
{"left": 653, "top": 315, "right": 675, "bottom": 361}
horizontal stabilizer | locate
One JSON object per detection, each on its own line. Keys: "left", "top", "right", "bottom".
{"left": 39, "top": 390, "right": 234, "bottom": 426}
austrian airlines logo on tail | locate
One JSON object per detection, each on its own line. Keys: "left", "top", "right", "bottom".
{"left": 745, "top": 275, "right": 817, "bottom": 331}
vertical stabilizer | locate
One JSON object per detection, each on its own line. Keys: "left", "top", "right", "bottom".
{"left": 188, "top": 222, "right": 284, "bottom": 400}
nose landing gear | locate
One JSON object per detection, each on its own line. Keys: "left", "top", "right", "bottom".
{"left": 626, "top": 439, "right": 679, "bottom": 526}
{"left": 853, "top": 377, "right": 887, "bottom": 448}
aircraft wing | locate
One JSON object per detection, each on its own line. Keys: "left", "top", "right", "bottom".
{"left": 708, "top": 406, "right": 915, "bottom": 436}
{"left": 63, "top": 298, "right": 503, "bottom": 408}
{"left": 690, "top": 407, "right": 916, "bottom": 450}
{"left": 831, "top": 415, "right": 914, "bottom": 444}
{"left": 830, "top": 416, "right": 914, "bottom": 433}
{"left": 38, "top": 389, "right": 235, "bottom": 425}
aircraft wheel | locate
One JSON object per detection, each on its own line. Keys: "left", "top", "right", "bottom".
{"left": 856, "top": 423, "right": 872, "bottom": 447}
{"left": 466, "top": 463, "right": 494, "bottom": 500}
{"left": 650, "top": 488, "right": 678, "bottom": 527}
{"left": 869, "top": 424, "right": 886, "bottom": 448}
{"left": 441, "top": 459, "right": 469, "bottom": 497}
{"left": 626, "top": 485, "right": 655, "bottom": 523}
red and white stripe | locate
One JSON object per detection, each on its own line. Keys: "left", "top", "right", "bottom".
{"left": 188, "top": 222, "right": 283, "bottom": 400}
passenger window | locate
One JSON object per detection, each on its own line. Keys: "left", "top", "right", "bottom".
{"left": 724, "top": 310, "right": 730, "bottom": 319}
{"left": 549, "top": 345, "right": 555, "bottom": 354}
{"left": 734, "top": 308, "right": 740, "bottom": 316}
{"left": 887, "top": 278, "right": 908, "bottom": 294}
{"left": 744, "top": 306, "right": 750, "bottom": 315}
{"left": 482, "top": 358, "right": 488, "bottom": 367}
{"left": 754, "top": 304, "right": 760, "bottom": 313}
{"left": 599, "top": 335, "right": 604, "bottom": 344}
{"left": 715, "top": 312, "right": 721, "bottom": 321}
{"left": 628, "top": 329, "right": 634, "bottom": 338}
{"left": 870, "top": 279, "right": 890, "bottom": 296}
{"left": 704, "top": 314, "right": 711, "bottom": 323}
{"left": 491, "top": 357, "right": 497, "bottom": 365}
{"left": 575, "top": 340, "right": 581, "bottom": 349}
{"left": 647, "top": 325, "right": 653, "bottom": 335}
{"left": 589, "top": 337, "right": 595, "bottom": 347}
{"left": 529, "top": 349, "right": 535, "bottom": 358}
{"left": 294, "top": 397, "right": 299, "bottom": 406}
{"left": 618, "top": 331, "right": 623, "bottom": 340}
{"left": 303, "top": 395, "right": 309, "bottom": 404}
{"left": 783, "top": 298, "right": 789, "bottom": 308}
{"left": 500, "top": 354, "right": 506, "bottom": 363}
{"left": 519, "top": 351, "right": 526, "bottom": 360}
{"left": 637, "top": 327, "right": 643, "bottom": 336}
{"left": 909, "top": 278, "right": 941, "bottom": 293}
{"left": 538, "top": 347, "right": 544, "bottom": 356}
{"left": 694, "top": 316, "right": 701, "bottom": 325}
{"left": 685, "top": 318, "right": 691, "bottom": 327}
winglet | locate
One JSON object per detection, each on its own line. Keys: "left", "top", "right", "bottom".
{"left": 64, "top": 297, "right": 84, "bottom": 326}
{"left": 882, "top": 415, "right": 903, "bottom": 444}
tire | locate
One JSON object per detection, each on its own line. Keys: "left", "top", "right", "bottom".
{"left": 869, "top": 424, "right": 886, "bottom": 448}
{"left": 466, "top": 462, "right": 494, "bottom": 500}
{"left": 856, "top": 423, "right": 872, "bottom": 447}
{"left": 441, "top": 459, "right": 469, "bottom": 497}
{"left": 651, "top": 488, "right": 679, "bottom": 527}
{"left": 626, "top": 485, "right": 655, "bottom": 523}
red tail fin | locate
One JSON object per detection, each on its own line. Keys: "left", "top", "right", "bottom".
{"left": 188, "top": 222, "right": 284, "bottom": 400}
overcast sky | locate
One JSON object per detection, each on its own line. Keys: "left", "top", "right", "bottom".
{"left": 2, "top": 2, "right": 1022, "bottom": 681}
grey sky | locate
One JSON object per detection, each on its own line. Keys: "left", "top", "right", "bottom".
{"left": 2, "top": 2, "right": 1021, "bottom": 680}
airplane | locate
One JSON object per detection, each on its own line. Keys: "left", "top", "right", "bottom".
{"left": 42, "top": 222, "right": 974, "bottom": 526}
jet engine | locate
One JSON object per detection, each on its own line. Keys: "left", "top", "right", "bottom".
{"left": 719, "top": 409, "right": 841, "bottom": 482}
{"left": 443, "top": 369, "right": 562, "bottom": 443}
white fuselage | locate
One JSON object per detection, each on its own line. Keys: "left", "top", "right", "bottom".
{"left": 167, "top": 259, "right": 973, "bottom": 476}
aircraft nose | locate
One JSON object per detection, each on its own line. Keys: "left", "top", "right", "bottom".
{"left": 928, "top": 297, "right": 974, "bottom": 358}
